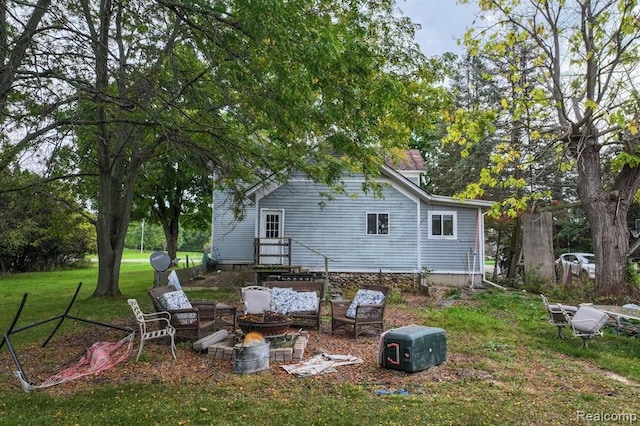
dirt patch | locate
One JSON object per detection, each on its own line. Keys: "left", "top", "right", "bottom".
{"left": 0, "top": 293, "right": 471, "bottom": 396}
{"left": 184, "top": 271, "right": 254, "bottom": 288}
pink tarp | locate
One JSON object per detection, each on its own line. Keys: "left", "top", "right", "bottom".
{"left": 16, "top": 332, "right": 135, "bottom": 392}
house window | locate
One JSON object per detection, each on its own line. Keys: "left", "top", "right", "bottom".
{"left": 366, "top": 213, "right": 389, "bottom": 235}
{"left": 429, "top": 211, "right": 456, "bottom": 239}
{"left": 265, "top": 213, "right": 280, "bottom": 238}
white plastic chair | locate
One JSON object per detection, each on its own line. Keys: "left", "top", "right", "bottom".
{"left": 241, "top": 286, "right": 272, "bottom": 314}
{"left": 128, "top": 299, "right": 177, "bottom": 361}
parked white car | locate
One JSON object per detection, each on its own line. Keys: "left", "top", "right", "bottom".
{"left": 555, "top": 252, "right": 596, "bottom": 279}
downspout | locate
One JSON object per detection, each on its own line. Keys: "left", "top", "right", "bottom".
{"left": 210, "top": 172, "right": 216, "bottom": 257}
{"left": 253, "top": 194, "right": 261, "bottom": 241}
{"left": 416, "top": 197, "right": 421, "bottom": 272}
{"left": 470, "top": 209, "right": 480, "bottom": 289}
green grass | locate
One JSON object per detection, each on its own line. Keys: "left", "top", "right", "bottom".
{"left": 93, "top": 249, "right": 203, "bottom": 264}
{"left": 0, "top": 250, "right": 229, "bottom": 346}
{"left": 2, "top": 266, "right": 640, "bottom": 425}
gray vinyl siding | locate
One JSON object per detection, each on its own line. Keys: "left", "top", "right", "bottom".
{"left": 258, "top": 178, "right": 419, "bottom": 272}
{"left": 404, "top": 175, "right": 421, "bottom": 186}
{"left": 420, "top": 203, "right": 481, "bottom": 273}
{"left": 213, "top": 176, "right": 485, "bottom": 274}
{"left": 212, "top": 190, "right": 255, "bottom": 262}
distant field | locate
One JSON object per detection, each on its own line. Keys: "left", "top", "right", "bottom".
{"left": 93, "top": 249, "right": 204, "bottom": 266}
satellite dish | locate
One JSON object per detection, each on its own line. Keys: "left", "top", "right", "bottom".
{"left": 150, "top": 251, "right": 171, "bottom": 272}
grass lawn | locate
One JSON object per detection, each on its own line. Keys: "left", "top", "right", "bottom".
{"left": 1, "top": 261, "right": 640, "bottom": 425}
{"left": 98, "top": 249, "right": 204, "bottom": 264}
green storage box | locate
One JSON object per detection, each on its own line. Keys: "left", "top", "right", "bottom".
{"left": 378, "top": 325, "right": 447, "bottom": 372}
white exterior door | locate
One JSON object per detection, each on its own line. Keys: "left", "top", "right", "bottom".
{"left": 259, "top": 209, "right": 285, "bottom": 264}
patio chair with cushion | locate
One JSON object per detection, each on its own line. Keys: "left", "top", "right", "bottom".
{"left": 127, "top": 299, "right": 177, "bottom": 361}
{"left": 540, "top": 294, "right": 578, "bottom": 338}
{"left": 147, "top": 285, "right": 218, "bottom": 341}
{"left": 331, "top": 284, "right": 391, "bottom": 338}
{"left": 559, "top": 304, "right": 609, "bottom": 348}
{"left": 264, "top": 281, "right": 323, "bottom": 330}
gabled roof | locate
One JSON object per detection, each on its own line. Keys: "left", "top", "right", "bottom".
{"left": 379, "top": 164, "right": 494, "bottom": 208}
{"left": 245, "top": 150, "right": 494, "bottom": 209}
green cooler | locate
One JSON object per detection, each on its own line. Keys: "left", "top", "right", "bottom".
{"left": 378, "top": 325, "right": 447, "bottom": 372}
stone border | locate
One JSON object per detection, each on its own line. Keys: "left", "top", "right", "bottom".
{"left": 207, "top": 331, "right": 308, "bottom": 363}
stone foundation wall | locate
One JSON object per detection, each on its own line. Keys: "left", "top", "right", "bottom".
{"left": 328, "top": 272, "right": 484, "bottom": 294}
{"left": 169, "top": 267, "right": 482, "bottom": 293}
{"left": 155, "top": 267, "right": 254, "bottom": 288}
{"left": 328, "top": 272, "right": 423, "bottom": 295}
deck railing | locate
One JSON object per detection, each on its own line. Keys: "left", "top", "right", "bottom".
{"left": 253, "top": 238, "right": 292, "bottom": 266}
{"left": 254, "top": 237, "right": 334, "bottom": 299}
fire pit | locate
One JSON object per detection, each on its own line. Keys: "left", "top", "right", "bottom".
{"left": 237, "top": 311, "right": 293, "bottom": 337}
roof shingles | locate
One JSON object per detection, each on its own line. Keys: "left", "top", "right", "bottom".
{"left": 385, "top": 149, "right": 425, "bottom": 171}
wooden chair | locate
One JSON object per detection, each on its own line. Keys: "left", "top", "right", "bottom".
{"left": 127, "top": 299, "right": 176, "bottom": 361}
{"left": 540, "top": 294, "right": 577, "bottom": 338}
{"left": 147, "top": 285, "right": 218, "bottom": 341}
{"left": 331, "top": 284, "right": 391, "bottom": 338}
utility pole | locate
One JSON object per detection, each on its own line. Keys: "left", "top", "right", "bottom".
{"left": 141, "top": 218, "right": 145, "bottom": 253}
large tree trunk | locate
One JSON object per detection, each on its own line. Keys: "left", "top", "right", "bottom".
{"left": 505, "top": 216, "right": 522, "bottom": 280}
{"left": 521, "top": 212, "right": 555, "bottom": 282}
{"left": 92, "top": 156, "right": 140, "bottom": 297}
{"left": 94, "top": 222, "right": 124, "bottom": 298}
{"left": 93, "top": 188, "right": 128, "bottom": 297}
{"left": 163, "top": 216, "right": 179, "bottom": 262}
{"left": 155, "top": 189, "right": 182, "bottom": 262}
{"left": 574, "top": 130, "right": 640, "bottom": 300}
{"left": 89, "top": 0, "right": 146, "bottom": 297}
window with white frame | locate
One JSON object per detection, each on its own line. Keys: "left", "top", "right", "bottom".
{"left": 429, "top": 211, "right": 456, "bottom": 239}
{"left": 366, "top": 213, "right": 389, "bottom": 235}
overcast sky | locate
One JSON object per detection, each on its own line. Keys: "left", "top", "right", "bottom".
{"left": 394, "top": 0, "right": 479, "bottom": 56}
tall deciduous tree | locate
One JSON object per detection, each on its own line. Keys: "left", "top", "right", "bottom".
{"left": 132, "top": 149, "right": 212, "bottom": 262}
{"left": 63, "top": 0, "right": 434, "bottom": 296}
{"left": 437, "top": 50, "right": 548, "bottom": 281}
{"left": 456, "top": 0, "right": 640, "bottom": 298}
